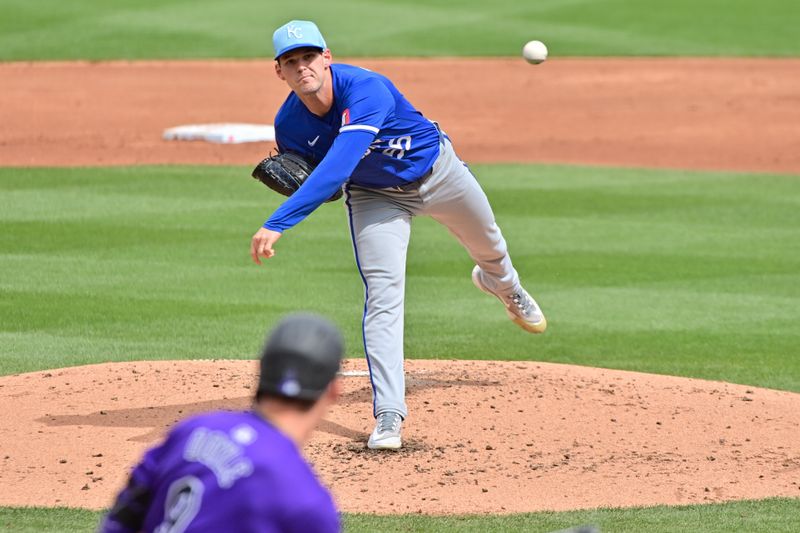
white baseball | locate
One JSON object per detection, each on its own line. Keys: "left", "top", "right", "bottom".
{"left": 522, "top": 40, "right": 548, "bottom": 65}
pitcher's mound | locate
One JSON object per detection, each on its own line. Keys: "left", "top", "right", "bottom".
{"left": 0, "top": 359, "right": 798, "bottom": 514}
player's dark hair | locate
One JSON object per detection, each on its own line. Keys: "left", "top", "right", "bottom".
{"left": 276, "top": 46, "right": 323, "bottom": 65}
{"left": 255, "top": 391, "right": 317, "bottom": 411}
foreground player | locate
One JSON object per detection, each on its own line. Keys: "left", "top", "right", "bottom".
{"left": 99, "top": 314, "right": 343, "bottom": 533}
{"left": 251, "top": 20, "right": 546, "bottom": 450}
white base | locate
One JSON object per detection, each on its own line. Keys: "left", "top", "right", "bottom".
{"left": 163, "top": 123, "right": 275, "bottom": 144}
{"left": 339, "top": 370, "right": 371, "bottom": 377}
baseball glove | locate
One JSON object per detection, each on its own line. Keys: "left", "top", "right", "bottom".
{"left": 251, "top": 151, "right": 342, "bottom": 203}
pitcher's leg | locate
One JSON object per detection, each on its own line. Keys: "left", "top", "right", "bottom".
{"left": 421, "top": 139, "right": 518, "bottom": 294}
{"left": 420, "top": 139, "right": 547, "bottom": 333}
{"left": 345, "top": 186, "right": 411, "bottom": 419}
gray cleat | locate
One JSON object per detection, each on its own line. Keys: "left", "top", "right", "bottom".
{"left": 472, "top": 265, "right": 547, "bottom": 334}
{"left": 368, "top": 412, "right": 403, "bottom": 450}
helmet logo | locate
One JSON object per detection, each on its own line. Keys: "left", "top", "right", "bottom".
{"left": 279, "top": 370, "right": 301, "bottom": 397}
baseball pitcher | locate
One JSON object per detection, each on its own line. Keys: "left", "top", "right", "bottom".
{"left": 251, "top": 20, "right": 546, "bottom": 450}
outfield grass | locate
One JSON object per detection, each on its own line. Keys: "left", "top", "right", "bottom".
{"left": 3, "top": 498, "right": 800, "bottom": 533}
{"left": 2, "top": 164, "right": 799, "bottom": 392}
{"left": 1, "top": 0, "right": 799, "bottom": 60}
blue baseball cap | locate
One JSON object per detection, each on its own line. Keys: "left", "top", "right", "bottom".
{"left": 273, "top": 20, "right": 327, "bottom": 60}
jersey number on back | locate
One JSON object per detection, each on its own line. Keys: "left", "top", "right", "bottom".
{"left": 154, "top": 476, "right": 204, "bottom": 533}
{"left": 383, "top": 136, "right": 412, "bottom": 159}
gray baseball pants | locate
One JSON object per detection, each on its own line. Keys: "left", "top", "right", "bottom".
{"left": 344, "top": 134, "right": 521, "bottom": 419}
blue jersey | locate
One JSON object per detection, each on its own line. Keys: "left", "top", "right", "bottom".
{"left": 265, "top": 63, "right": 441, "bottom": 232}
{"left": 99, "top": 411, "right": 340, "bottom": 533}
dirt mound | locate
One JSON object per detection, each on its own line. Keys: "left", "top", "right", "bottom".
{"left": 1, "top": 359, "right": 798, "bottom": 514}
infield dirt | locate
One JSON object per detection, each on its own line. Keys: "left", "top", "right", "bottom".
{"left": 1, "top": 58, "right": 799, "bottom": 515}
{"left": 2, "top": 58, "right": 800, "bottom": 172}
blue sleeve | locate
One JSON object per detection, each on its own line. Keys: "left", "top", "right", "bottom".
{"left": 263, "top": 129, "right": 376, "bottom": 232}
{"left": 339, "top": 76, "right": 394, "bottom": 133}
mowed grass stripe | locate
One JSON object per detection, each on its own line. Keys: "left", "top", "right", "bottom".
{"left": 2, "top": 498, "right": 799, "bottom": 533}
{"left": 1, "top": 0, "right": 799, "bottom": 60}
{"left": 1, "top": 165, "right": 799, "bottom": 393}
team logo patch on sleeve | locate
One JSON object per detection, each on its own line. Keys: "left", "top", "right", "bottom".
{"left": 341, "top": 109, "right": 350, "bottom": 127}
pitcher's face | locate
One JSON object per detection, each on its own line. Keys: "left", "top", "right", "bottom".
{"left": 275, "top": 48, "right": 332, "bottom": 95}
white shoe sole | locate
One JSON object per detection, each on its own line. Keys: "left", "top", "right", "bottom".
{"left": 506, "top": 308, "right": 547, "bottom": 334}
{"left": 368, "top": 435, "right": 402, "bottom": 450}
{"left": 472, "top": 266, "right": 547, "bottom": 334}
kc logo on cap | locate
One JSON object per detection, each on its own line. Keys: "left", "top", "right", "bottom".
{"left": 286, "top": 24, "right": 303, "bottom": 39}
{"left": 273, "top": 20, "right": 327, "bottom": 60}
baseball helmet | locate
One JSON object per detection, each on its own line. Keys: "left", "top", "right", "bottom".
{"left": 257, "top": 313, "right": 343, "bottom": 401}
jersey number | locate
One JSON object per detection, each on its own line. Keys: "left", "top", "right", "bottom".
{"left": 154, "top": 476, "right": 204, "bottom": 533}
{"left": 383, "top": 136, "right": 412, "bottom": 159}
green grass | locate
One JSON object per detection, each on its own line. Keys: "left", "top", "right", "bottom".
{"left": 343, "top": 498, "right": 800, "bottom": 532}
{"left": 3, "top": 498, "right": 800, "bottom": 532}
{"left": 1, "top": 0, "right": 799, "bottom": 60}
{"left": 1, "top": 164, "right": 799, "bottom": 392}
{"left": 0, "top": 507, "right": 101, "bottom": 532}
